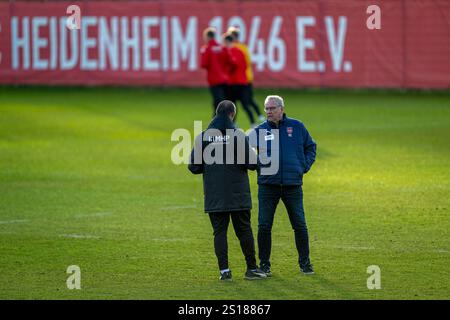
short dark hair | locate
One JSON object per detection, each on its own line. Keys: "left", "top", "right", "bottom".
{"left": 216, "top": 100, "right": 236, "bottom": 116}
{"left": 203, "top": 27, "right": 216, "bottom": 39}
{"left": 222, "top": 33, "right": 234, "bottom": 43}
{"left": 229, "top": 28, "right": 239, "bottom": 41}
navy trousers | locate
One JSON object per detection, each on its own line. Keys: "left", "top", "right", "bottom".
{"left": 257, "top": 184, "right": 311, "bottom": 268}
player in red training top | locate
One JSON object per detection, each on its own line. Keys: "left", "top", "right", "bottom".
{"left": 200, "top": 27, "right": 235, "bottom": 117}
{"left": 228, "top": 27, "right": 264, "bottom": 124}
{"left": 222, "top": 33, "right": 256, "bottom": 127}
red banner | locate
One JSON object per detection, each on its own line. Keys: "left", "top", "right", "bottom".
{"left": 0, "top": 0, "right": 449, "bottom": 88}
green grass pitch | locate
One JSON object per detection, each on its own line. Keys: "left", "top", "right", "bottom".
{"left": 0, "top": 86, "right": 449, "bottom": 299}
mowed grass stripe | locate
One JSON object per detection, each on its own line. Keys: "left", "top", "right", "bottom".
{"left": 0, "top": 86, "right": 449, "bottom": 299}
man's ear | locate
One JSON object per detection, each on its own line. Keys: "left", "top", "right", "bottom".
{"left": 229, "top": 112, "right": 236, "bottom": 121}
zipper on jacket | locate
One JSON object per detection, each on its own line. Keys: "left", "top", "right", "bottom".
{"left": 280, "top": 125, "right": 283, "bottom": 185}
{"left": 277, "top": 122, "right": 283, "bottom": 185}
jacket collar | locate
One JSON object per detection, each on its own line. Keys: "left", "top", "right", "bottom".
{"left": 207, "top": 39, "right": 219, "bottom": 47}
{"left": 208, "top": 114, "right": 236, "bottom": 131}
{"left": 268, "top": 113, "right": 287, "bottom": 128}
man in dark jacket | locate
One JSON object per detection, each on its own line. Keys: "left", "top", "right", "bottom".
{"left": 249, "top": 95, "right": 317, "bottom": 276}
{"left": 188, "top": 100, "right": 267, "bottom": 281}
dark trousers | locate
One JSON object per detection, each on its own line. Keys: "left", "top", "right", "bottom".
{"left": 208, "top": 210, "right": 258, "bottom": 271}
{"left": 248, "top": 83, "right": 262, "bottom": 117}
{"left": 257, "top": 184, "right": 311, "bottom": 268}
{"left": 209, "top": 84, "right": 228, "bottom": 117}
{"left": 229, "top": 85, "right": 255, "bottom": 124}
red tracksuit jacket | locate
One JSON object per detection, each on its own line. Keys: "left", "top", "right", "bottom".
{"left": 227, "top": 46, "right": 249, "bottom": 85}
{"left": 200, "top": 39, "right": 235, "bottom": 86}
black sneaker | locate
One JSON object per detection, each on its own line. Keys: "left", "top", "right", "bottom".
{"left": 220, "top": 270, "right": 232, "bottom": 281}
{"left": 260, "top": 264, "right": 272, "bottom": 277}
{"left": 244, "top": 269, "right": 267, "bottom": 280}
{"left": 300, "top": 263, "right": 315, "bottom": 275}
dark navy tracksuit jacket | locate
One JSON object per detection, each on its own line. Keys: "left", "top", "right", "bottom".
{"left": 252, "top": 114, "right": 316, "bottom": 185}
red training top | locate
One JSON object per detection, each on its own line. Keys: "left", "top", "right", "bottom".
{"left": 227, "top": 46, "right": 249, "bottom": 85}
{"left": 200, "top": 39, "right": 234, "bottom": 86}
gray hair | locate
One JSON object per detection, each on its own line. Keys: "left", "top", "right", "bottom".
{"left": 264, "top": 95, "right": 284, "bottom": 108}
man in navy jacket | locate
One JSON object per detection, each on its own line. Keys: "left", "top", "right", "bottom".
{"left": 249, "top": 95, "right": 316, "bottom": 276}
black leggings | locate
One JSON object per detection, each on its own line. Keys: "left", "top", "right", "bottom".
{"left": 209, "top": 84, "right": 228, "bottom": 117}
{"left": 229, "top": 85, "right": 255, "bottom": 124}
{"left": 208, "top": 210, "right": 257, "bottom": 271}
{"left": 248, "top": 83, "right": 262, "bottom": 117}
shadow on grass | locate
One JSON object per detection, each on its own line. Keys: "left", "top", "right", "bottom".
{"left": 212, "top": 272, "right": 363, "bottom": 300}
{"left": 259, "top": 274, "right": 363, "bottom": 300}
